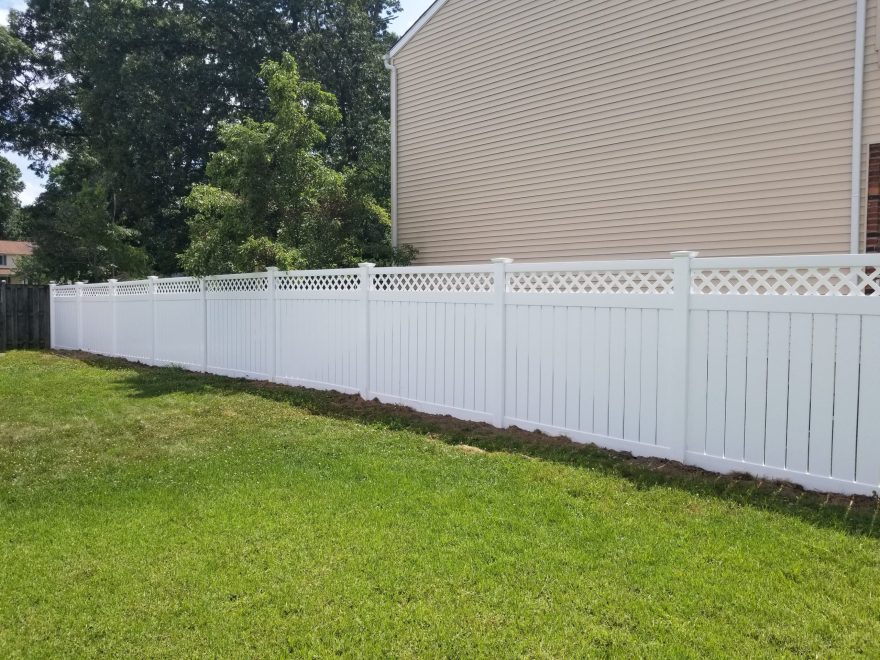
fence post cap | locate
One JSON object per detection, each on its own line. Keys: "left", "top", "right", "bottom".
{"left": 358, "top": 262, "right": 376, "bottom": 268}
{"left": 670, "top": 250, "right": 699, "bottom": 258}
{"left": 147, "top": 275, "right": 159, "bottom": 280}
{"left": 108, "top": 279, "right": 118, "bottom": 283}
{"left": 490, "top": 257, "right": 514, "bottom": 264}
{"left": 265, "top": 266, "right": 279, "bottom": 272}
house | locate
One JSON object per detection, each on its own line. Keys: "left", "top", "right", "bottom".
{"left": 0, "top": 240, "right": 33, "bottom": 283}
{"left": 385, "top": 0, "right": 880, "bottom": 263}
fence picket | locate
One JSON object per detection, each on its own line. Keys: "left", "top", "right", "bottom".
{"left": 856, "top": 316, "right": 880, "bottom": 486}
{"left": 593, "top": 307, "right": 611, "bottom": 436}
{"left": 808, "top": 315, "right": 836, "bottom": 477}
{"left": 579, "top": 307, "right": 596, "bottom": 434}
{"left": 764, "top": 313, "right": 791, "bottom": 469}
{"left": 623, "top": 307, "right": 642, "bottom": 442}
{"left": 831, "top": 316, "right": 860, "bottom": 481}
{"left": 608, "top": 307, "right": 626, "bottom": 439}
{"left": 786, "top": 314, "right": 813, "bottom": 473}
{"left": 724, "top": 311, "right": 748, "bottom": 462}
{"left": 639, "top": 308, "right": 659, "bottom": 445}
{"left": 744, "top": 312, "right": 769, "bottom": 465}
{"left": 705, "top": 311, "right": 728, "bottom": 458}
{"left": 686, "top": 310, "right": 709, "bottom": 454}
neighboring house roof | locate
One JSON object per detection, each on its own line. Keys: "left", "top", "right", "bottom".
{"left": 387, "top": 0, "right": 449, "bottom": 60}
{"left": 0, "top": 241, "right": 33, "bottom": 256}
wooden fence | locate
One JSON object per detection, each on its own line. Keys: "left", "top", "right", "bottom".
{"left": 0, "top": 284, "right": 50, "bottom": 351}
{"left": 49, "top": 254, "right": 880, "bottom": 496}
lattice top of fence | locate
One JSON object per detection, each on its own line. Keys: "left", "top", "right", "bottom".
{"left": 277, "top": 272, "right": 361, "bottom": 292}
{"left": 506, "top": 269, "right": 674, "bottom": 295}
{"left": 156, "top": 278, "right": 201, "bottom": 295}
{"left": 116, "top": 281, "right": 151, "bottom": 296}
{"left": 81, "top": 284, "right": 110, "bottom": 297}
{"left": 371, "top": 271, "right": 494, "bottom": 293}
{"left": 691, "top": 266, "right": 880, "bottom": 296}
{"left": 206, "top": 275, "right": 268, "bottom": 293}
{"left": 47, "top": 254, "right": 880, "bottom": 299}
{"left": 52, "top": 286, "right": 77, "bottom": 298}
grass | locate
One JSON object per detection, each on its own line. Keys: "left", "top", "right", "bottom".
{"left": 1, "top": 351, "right": 879, "bottom": 658}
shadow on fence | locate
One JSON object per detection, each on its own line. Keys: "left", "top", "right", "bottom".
{"left": 58, "top": 350, "right": 880, "bottom": 539}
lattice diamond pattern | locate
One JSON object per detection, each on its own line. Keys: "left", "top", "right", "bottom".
{"left": 81, "top": 285, "right": 110, "bottom": 297}
{"left": 692, "top": 268, "right": 880, "bottom": 296}
{"left": 372, "top": 272, "right": 494, "bottom": 293}
{"left": 507, "top": 270, "right": 674, "bottom": 294}
{"left": 55, "top": 265, "right": 880, "bottom": 300}
{"left": 277, "top": 273, "right": 360, "bottom": 292}
{"left": 116, "top": 282, "right": 150, "bottom": 296}
{"left": 207, "top": 277, "right": 268, "bottom": 293}
{"left": 156, "top": 279, "right": 201, "bottom": 294}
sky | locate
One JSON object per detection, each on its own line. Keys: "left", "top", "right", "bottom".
{"left": 390, "top": 0, "right": 435, "bottom": 36}
{"left": 1, "top": 0, "right": 433, "bottom": 205}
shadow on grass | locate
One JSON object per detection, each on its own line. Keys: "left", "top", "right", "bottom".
{"left": 60, "top": 351, "right": 880, "bottom": 538}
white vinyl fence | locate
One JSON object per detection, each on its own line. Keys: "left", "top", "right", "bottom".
{"left": 50, "top": 253, "right": 880, "bottom": 496}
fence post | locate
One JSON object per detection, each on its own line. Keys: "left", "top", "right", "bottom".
{"left": 108, "top": 279, "right": 118, "bottom": 357}
{"left": 75, "top": 281, "right": 84, "bottom": 350}
{"left": 266, "top": 267, "right": 279, "bottom": 383}
{"left": 358, "top": 262, "right": 375, "bottom": 400}
{"left": 48, "top": 282, "right": 56, "bottom": 350}
{"left": 669, "top": 251, "right": 698, "bottom": 463}
{"left": 201, "top": 277, "right": 208, "bottom": 373}
{"left": 490, "top": 258, "right": 513, "bottom": 428}
{"left": 148, "top": 275, "right": 158, "bottom": 365}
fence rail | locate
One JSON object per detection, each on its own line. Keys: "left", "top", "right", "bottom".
{"left": 50, "top": 253, "right": 880, "bottom": 496}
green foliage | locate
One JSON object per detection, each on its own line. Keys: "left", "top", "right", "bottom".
{"left": 0, "top": 15, "right": 77, "bottom": 167}
{"left": 13, "top": 150, "right": 150, "bottom": 283}
{"left": 180, "top": 55, "right": 411, "bottom": 275}
{"left": 2, "top": 351, "right": 880, "bottom": 656}
{"left": 2, "top": 1, "right": 402, "bottom": 274}
{"left": 0, "top": 155, "right": 24, "bottom": 238}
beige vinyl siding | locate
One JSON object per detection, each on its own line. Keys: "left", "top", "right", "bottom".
{"left": 393, "top": 0, "right": 857, "bottom": 264}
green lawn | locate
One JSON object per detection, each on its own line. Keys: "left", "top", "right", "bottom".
{"left": 1, "top": 351, "right": 879, "bottom": 657}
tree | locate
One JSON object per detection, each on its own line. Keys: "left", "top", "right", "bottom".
{"left": 13, "top": 150, "right": 150, "bottom": 283}
{"left": 0, "top": 155, "right": 24, "bottom": 238}
{"left": 1, "top": 1, "right": 401, "bottom": 273}
{"left": 180, "top": 54, "right": 412, "bottom": 276}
